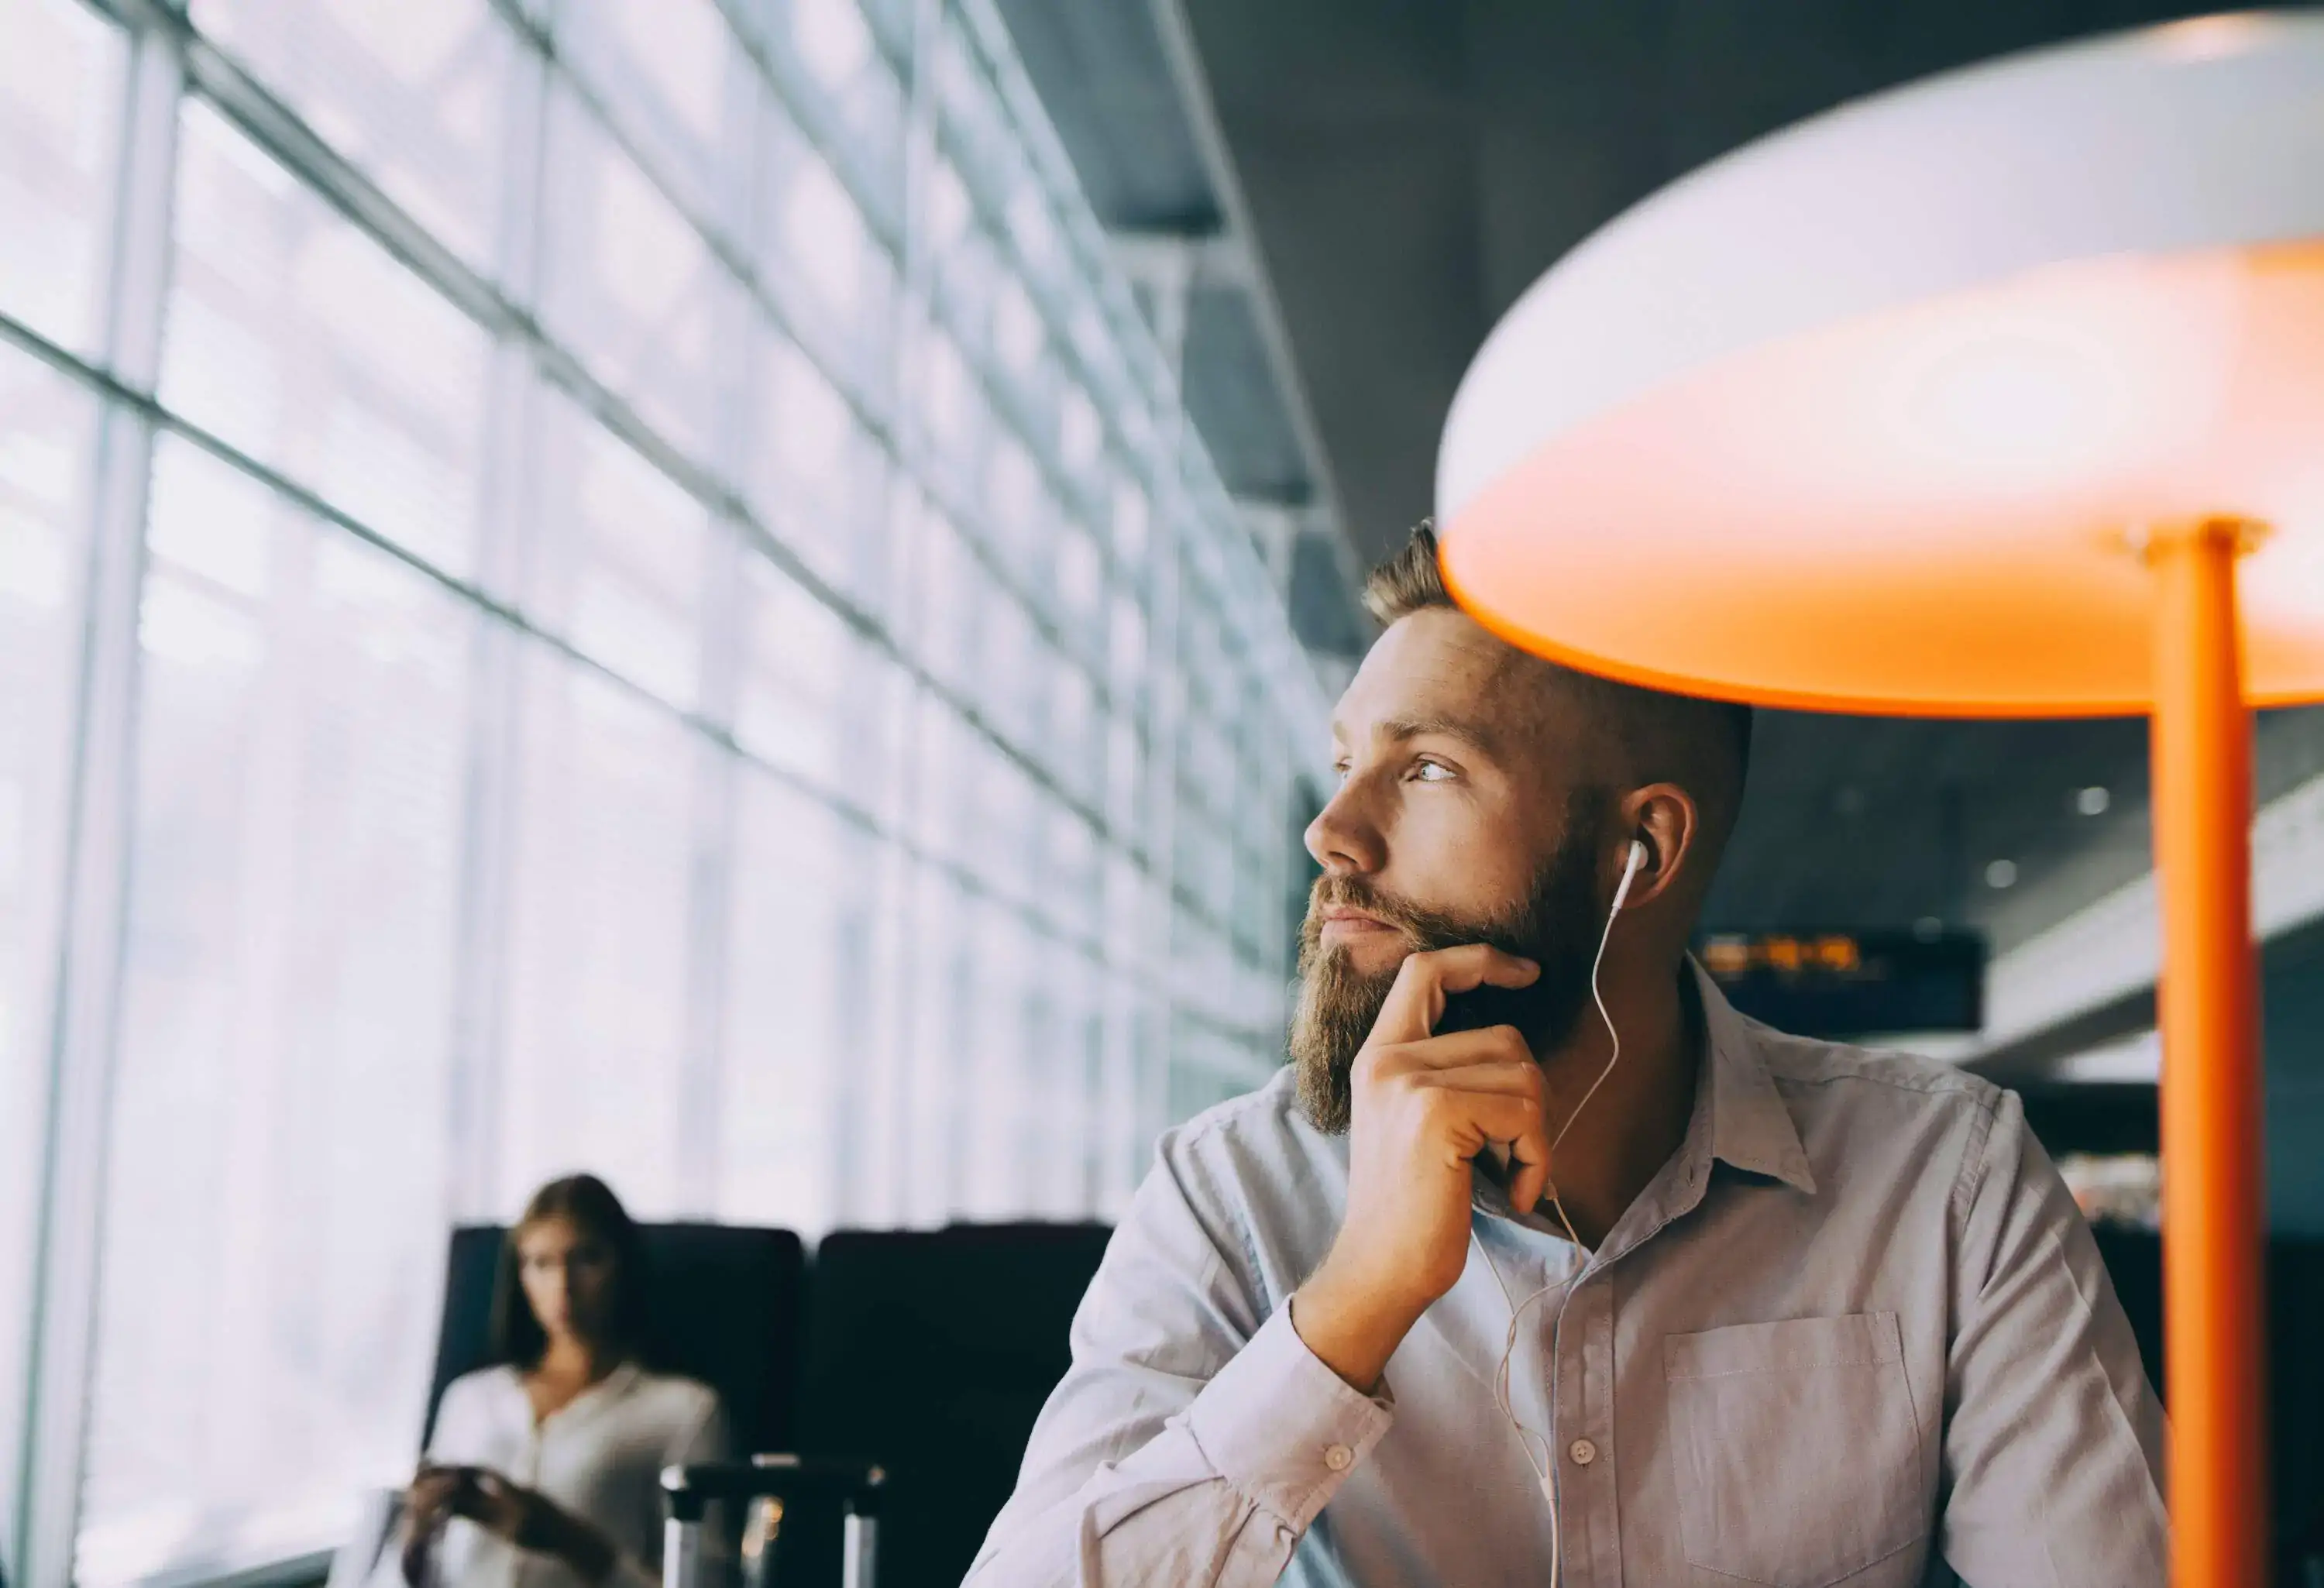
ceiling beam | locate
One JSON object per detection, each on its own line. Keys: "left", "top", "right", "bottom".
{"left": 1147, "top": 0, "right": 1350, "bottom": 555}
{"left": 1968, "top": 767, "right": 2324, "bottom": 1078}
{"left": 1109, "top": 227, "right": 1251, "bottom": 293}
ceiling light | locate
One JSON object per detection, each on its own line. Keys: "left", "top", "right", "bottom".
{"left": 2078, "top": 785, "right": 2112, "bottom": 816}
{"left": 1985, "top": 859, "right": 2018, "bottom": 889}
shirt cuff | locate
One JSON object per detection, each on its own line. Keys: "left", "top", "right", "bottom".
{"left": 1181, "top": 1304, "right": 1395, "bottom": 1532}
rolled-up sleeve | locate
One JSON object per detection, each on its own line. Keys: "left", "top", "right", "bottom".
{"left": 966, "top": 1129, "right": 1391, "bottom": 1586}
{"left": 1937, "top": 1089, "right": 2169, "bottom": 1586}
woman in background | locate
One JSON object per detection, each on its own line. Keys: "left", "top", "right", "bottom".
{"left": 397, "top": 1174, "right": 727, "bottom": 1588}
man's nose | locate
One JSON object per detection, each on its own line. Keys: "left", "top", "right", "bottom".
{"left": 1306, "top": 775, "right": 1386, "bottom": 874}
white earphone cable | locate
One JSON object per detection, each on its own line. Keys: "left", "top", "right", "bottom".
{"left": 1473, "top": 1231, "right": 1566, "bottom": 1585}
{"left": 1477, "top": 837, "right": 1645, "bottom": 1588}
{"left": 1550, "top": 839, "right": 1643, "bottom": 1171}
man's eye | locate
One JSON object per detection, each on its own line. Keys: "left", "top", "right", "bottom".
{"left": 1412, "top": 761, "right": 1455, "bottom": 782}
{"left": 1332, "top": 761, "right": 1352, "bottom": 784}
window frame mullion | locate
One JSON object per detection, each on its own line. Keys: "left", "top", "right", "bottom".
{"left": 12, "top": 12, "right": 185, "bottom": 1588}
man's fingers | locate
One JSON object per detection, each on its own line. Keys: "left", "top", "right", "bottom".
{"left": 1505, "top": 1151, "right": 1553, "bottom": 1217}
{"left": 1396, "top": 1058, "right": 1545, "bottom": 1101}
{"left": 1490, "top": 1105, "right": 1555, "bottom": 1216}
{"left": 1371, "top": 945, "right": 1540, "bottom": 1045}
{"left": 1409, "top": 1081, "right": 1553, "bottom": 1205}
{"left": 1418, "top": 1084, "right": 1544, "bottom": 1148}
{"left": 1369, "top": 1024, "right": 1535, "bottom": 1075}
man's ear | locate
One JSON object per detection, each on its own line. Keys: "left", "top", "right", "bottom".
{"left": 1618, "top": 783, "right": 1699, "bottom": 910}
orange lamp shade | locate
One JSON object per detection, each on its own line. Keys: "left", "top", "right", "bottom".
{"left": 1434, "top": 11, "right": 2324, "bottom": 717}
{"left": 1442, "top": 240, "right": 2324, "bottom": 715}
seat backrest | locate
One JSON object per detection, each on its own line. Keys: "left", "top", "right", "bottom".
{"left": 421, "top": 1222, "right": 806, "bottom": 1455}
{"left": 2087, "top": 1225, "right": 2164, "bottom": 1391}
{"left": 2266, "top": 1236, "right": 2324, "bottom": 1565}
{"left": 2086, "top": 1225, "right": 2324, "bottom": 1571}
{"left": 792, "top": 1223, "right": 1113, "bottom": 1588}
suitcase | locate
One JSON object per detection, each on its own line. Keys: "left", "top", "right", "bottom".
{"left": 662, "top": 1456, "right": 886, "bottom": 1588}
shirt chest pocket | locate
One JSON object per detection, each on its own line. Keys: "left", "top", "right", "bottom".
{"left": 1662, "top": 1312, "right": 1928, "bottom": 1588}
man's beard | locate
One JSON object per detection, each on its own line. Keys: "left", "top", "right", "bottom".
{"left": 1288, "top": 792, "right": 1609, "bottom": 1135}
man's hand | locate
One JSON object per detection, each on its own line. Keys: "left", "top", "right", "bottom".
{"left": 1291, "top": 944, "right": 1549, "bottom": 1393}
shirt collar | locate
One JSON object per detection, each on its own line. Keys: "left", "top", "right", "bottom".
{"left": 1470, "top": 958, "right": 1817, "bottom": 1235}
{"left": 539, "top": 1357, "right": 641, "bottom": 1427}
{"left": 1692, "top": 957, "right": 1818, "bottom": 1194}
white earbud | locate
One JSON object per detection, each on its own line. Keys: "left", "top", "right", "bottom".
{"left": 1611, "top": 837, "right": 1648, "bottom": 915}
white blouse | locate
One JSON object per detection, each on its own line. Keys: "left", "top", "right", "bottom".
{"left": 398, "top": 1362, "right": 727, "bottom": 1588}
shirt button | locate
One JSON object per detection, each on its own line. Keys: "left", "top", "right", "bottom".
{"left": 1323, "top": 1443, "right": 1353, "bottom": 1472}
{"left": 1568, "top": 1438, "right": 1597, "bottom": 1466}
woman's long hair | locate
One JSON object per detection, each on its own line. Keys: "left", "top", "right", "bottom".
{"left": 487, "top": 1174, "right": 651, "bottom": 1368}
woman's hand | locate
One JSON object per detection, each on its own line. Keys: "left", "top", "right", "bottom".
{"left": 400, "top": 1466, "right": 467, "bottom": 1588}
{"left": 401, "top": 1466, "right": 619, "bottom": 1585}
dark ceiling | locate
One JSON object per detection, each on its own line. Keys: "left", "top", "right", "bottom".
{"left": 998, "top": 0, "right": 2324, "bottom": 957}
{"left": 992, "top": 0, "right": 1218, "bottom": 235}
{"left": 995, "top": 0, "right": 1318, "bottom": 510}
{"left": 995, "top": 0, "right": 1363, "bottom": 654}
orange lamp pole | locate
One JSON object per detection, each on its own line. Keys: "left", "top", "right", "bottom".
{"left": 2148, "top": 517, "right": 2268, "bottom": 1588}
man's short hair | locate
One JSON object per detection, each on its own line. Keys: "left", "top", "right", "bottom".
{"left": 1364, "top": 522, "right": 1754, "bottom": 844}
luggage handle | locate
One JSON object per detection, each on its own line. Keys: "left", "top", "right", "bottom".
{"left": 662, "top": 1457, "right": 888, "bottom": 1588}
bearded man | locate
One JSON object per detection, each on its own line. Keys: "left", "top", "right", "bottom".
{"left": 969, "top": 527, "right": 2165, "bottom": 1588}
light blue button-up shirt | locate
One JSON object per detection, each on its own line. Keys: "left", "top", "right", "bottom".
{"left": 969, "top": 966, "right": 2166, "bottom": 1586}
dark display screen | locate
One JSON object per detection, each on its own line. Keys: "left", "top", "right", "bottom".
{"left": 1695, "top": 930, "right": 1985, "bottom": 1038}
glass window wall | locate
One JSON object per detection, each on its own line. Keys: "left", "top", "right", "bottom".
{"left": 0, "top": 0, "right": 1330, "bottom": 1581}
